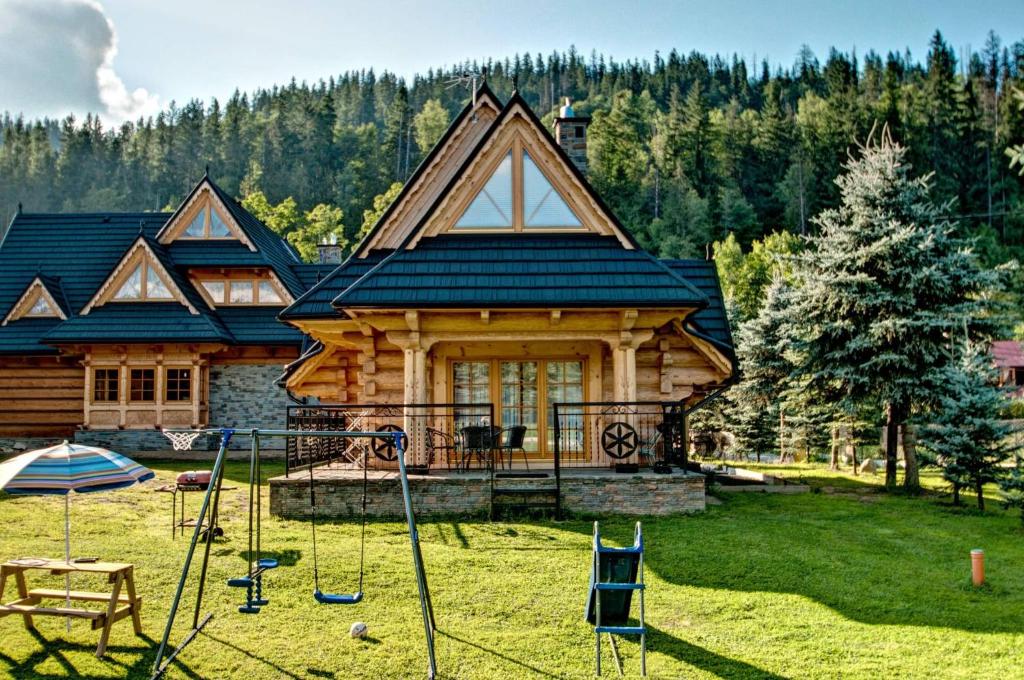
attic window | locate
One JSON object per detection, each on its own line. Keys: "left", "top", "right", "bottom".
{"left": 28, "top": 296, "right": 56, "bottom": 316}
{"left": 182, "top": 204, "right": 234, "bottom": 240}
{"left": 113, "top": 262, "right": 175, "bottom": 301}
{"left": 453, "top": 145, "right": 582, "bottom": 231}
{"left": 193, "top": 272, "right": 291, "bottom": 307}
{"left": 1, "top": 278, "right": 68, "bottom": 326}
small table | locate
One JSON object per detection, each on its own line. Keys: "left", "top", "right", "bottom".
{"left": 0, "top": 558, "right": 143, "bottom": 657}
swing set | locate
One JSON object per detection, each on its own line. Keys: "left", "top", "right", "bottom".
{"left": 150, "top": 427, "right": 437, "bottom": 680}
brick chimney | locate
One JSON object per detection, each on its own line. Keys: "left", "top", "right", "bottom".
{"left": 553, "top": 97, "right": 591, "bottom": 174}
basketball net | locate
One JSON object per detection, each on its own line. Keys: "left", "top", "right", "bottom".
{"left": 162, "top": 430, "right": 204, "bottom": 451}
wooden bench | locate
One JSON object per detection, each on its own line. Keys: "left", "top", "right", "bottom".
{"left": 0, "top": 559, "right": 143, "bottom": 657}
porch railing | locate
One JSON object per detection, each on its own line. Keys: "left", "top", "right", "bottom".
{"left": 552, "top": 401, "right": 688, "bottom": 470}
{"left": 284, "top": 402, "right": 495, "bottom": 476}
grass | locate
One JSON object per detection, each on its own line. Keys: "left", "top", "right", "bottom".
{"left": 0, "top": 460, "right": 1021, "bottom": 679}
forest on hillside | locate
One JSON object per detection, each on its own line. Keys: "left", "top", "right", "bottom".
{"left": 1, "top": 31, "right": 1023, "bottom": 268}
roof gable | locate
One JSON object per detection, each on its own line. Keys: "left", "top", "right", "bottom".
{"left": 81, "top": 237, "right": 199, "bottom": 315}
{"left": 2, "top": 275, "right": 69, "bottom": 326}
{"left": 409, "top": 94, "right": 636, "bottom": 250}
{"left": 354, "top": 84, "right": 502, "bottom": 257}
{"left": 157, "top": 177, "right": 256, "bottom": 250}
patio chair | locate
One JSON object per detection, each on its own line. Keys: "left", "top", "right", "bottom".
{"left": 459, "top": 425, "right": 499, "bottom": 471}
{"left": 426, "top": 427, "right": 459, "bottom": 471}
{"left": 637, "top": 427, "right": 663, "bottom": 466}
{"left": 497, "top": 425, "right": 529, "bottom": 471}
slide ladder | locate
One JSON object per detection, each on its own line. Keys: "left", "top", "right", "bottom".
{"left": 585, "top": 521, "right": 646, "bottom": 677}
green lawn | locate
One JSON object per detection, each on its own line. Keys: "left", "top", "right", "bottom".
{"left": 0, "top": 460, "right": 1021, "bottom": 679}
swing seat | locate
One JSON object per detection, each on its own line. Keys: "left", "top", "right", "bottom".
{"left": 238, "top": 604, "right": 261, "bottom": 614}
{"left": 314, "top": 589, "right": 363, "bottom": 605}
{"left": 227, "top": 576, "right": 253, "bottom": 588}
{"left": 257, "top": 558, "right": 278, "bottom": 570}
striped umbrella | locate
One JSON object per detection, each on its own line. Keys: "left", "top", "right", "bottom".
{"left": 0, "top": 441, "right": 154, "bottom": 628}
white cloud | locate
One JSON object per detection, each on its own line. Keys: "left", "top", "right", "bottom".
{"left": 0, "top": 0, "right": 159, "bottom": 124}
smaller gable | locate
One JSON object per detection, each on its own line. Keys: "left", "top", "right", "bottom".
{"left": 81, "top": 238, "right": 199, "bottom": 315}
{"left": 157, "top": 178, "right": 257, "bottom": 250}
{"left": 2, "top": 276, "right": 69, "bottom": 326}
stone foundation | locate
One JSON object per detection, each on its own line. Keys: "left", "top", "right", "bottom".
{"left": 270, "top": 469, "right": 705, "bottom": 518}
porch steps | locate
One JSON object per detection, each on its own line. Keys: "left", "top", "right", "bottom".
{"left": 490, "top": 485, "right": 560, "bottom": 519}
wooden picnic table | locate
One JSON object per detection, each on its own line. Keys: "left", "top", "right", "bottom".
{"left": 0, "top": 558, "right": 143, "bottom": 657}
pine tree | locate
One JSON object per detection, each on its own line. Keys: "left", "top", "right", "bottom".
{"left": 919, "top": 344, "right": 1018, "bottom": 509}
{"left": 727, "top": 276, "right": 792, "bottom": 461}
{"left": 790, "top": 127, "right": 1005, "bottom": 491}
{"left": 999, "top": 460, "right": 1024, "bottom": 525}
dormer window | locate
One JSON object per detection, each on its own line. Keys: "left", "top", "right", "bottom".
{"left": 2, "top": 276, "right": 68, "bottom": 326}
{"left": 453, "top": 143, "right": 582, "bottom": 231}
{"left": 191, "top": 269, "right": 292, "bottom": 307}
{"left": 113, "top": 261, "right": 174, "bottom": 301}
{"left": 80, "top": 238, "right": 199, "bottom": 315}
{"left": 183, "top": 204, "right": 233, "bottom": 239}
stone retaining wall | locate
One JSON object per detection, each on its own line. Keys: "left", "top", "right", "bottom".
{"left": 270, "top": 471, "right": 705, "bottom": 518}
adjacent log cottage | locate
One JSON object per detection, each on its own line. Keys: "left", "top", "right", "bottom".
{"left": 0, "top": 177, "right": 333, "bottom": 450}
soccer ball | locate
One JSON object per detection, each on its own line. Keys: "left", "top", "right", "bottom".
{"left": 350, "top": 621, "right": 368, "bottom": 639}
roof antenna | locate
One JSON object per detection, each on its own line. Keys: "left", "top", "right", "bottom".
{"left": 445, "top": 68, "right": 483, "bottom": 112}
{"left": 706, "top": 243, "right": 712, "bottom": 261}
{"left": 17, "top": 202, "right": 22, "bottom": 214}
{"left": 138, "top": 220, "right": 146, "bottom": 237}
{"left": 204, "top": 164, "right": 210, "bottom": 177}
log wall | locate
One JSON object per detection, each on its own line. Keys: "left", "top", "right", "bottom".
{"left": 0, "top": 355, "right": 84, "bottom": 438}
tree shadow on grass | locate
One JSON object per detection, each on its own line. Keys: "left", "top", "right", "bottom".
{"left": 569, "top": 492, "right": 1024, "bottom": 635}
{"left": 0, "top": 630, "right": 200, "bottom": 680}
{"left": 645, "top": 623, "right": 789, "bottom": 679}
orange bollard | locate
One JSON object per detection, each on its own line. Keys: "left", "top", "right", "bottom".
{"left": 971, "top": 549, "right": 985, "bottom": 586}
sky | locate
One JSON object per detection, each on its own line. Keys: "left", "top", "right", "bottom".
{"left": 0, "top": 0, "right": 1022, "bottom": 125}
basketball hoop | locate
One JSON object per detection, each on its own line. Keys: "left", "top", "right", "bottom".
{"left": 163, "top": 430, "right": 204, "bottom": 452}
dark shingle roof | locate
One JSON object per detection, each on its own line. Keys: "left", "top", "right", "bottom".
{"left": 663, "top": 259, "right": 735, "bottom": 356}
{"left": 0, "top": 318, "right": 65, "bottom": 354}
{"left": 43, "top": 303, "right": 233, "bottom": 344}
{"left": 0, "top": 212, "right": 168, "bottom": 353}
{"left": 0, "top": 186, "right": 313, "bottom": 351}
{"left": 212, "top": 306, "right": 304, "bottom": 345}
{"left": 331, "top": 234, "right": 708, "bottom": 309}
{"left": 279, "top": 251, "right": 390, "bottom": 319}
{"left": 293, "top": 264, "right": 342, "bottom": 291}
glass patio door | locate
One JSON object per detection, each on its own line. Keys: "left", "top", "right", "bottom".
{"left": 500, "top": 362, "right": 539, "bottom": 453}
{"left": 452, "top": 358, "right": 585, "bottom": 458}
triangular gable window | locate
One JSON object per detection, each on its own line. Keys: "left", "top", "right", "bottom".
{"left": 185, "top": 211, "right": 205, "bottom": 237}
{"left": 29, "top": 296, "right": 55, "bottom": 316}
{"left": 179, "top": 202, "right": 236, "bottom": 240}
{"left": 113, "top": 261, "right": 174, "bottom": 301}
{"left": 454, "top": 152, "right": 513, "bottom": 229}
{"left": 522, "top": 151, "right": 581, "bottom": 228}
{"left": 209, "top": 208, "right": 230, "bottom": 237}
{"left": 2, "top": 277, "right": 68, "bottom": 326}
{"left": 452, "top": 147, "right": 582, "bottom": 231}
